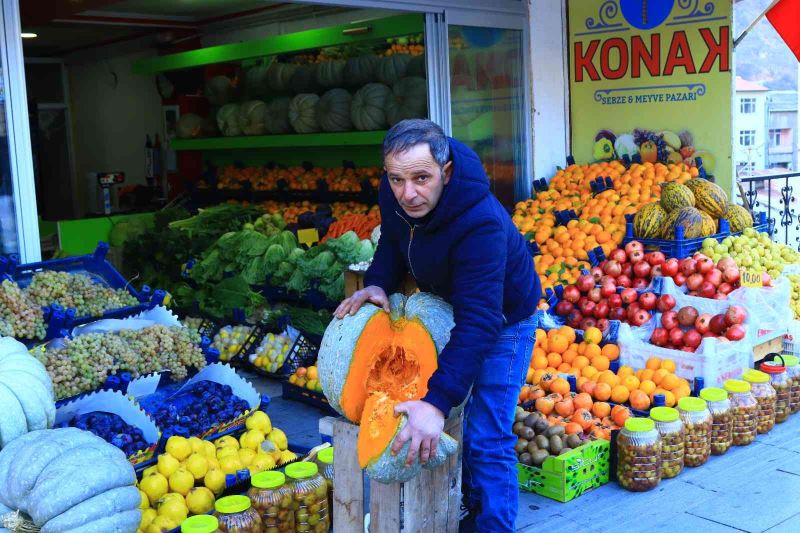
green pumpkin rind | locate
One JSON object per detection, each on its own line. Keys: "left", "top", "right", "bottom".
{"left": 39, "top": 486, "right": 140, "bottom": 533}
{"left": 316, "top": 89, "right": 353, "bottom": 132}
{"left": 385, "top": 77, "right": 428, "bottom": 126}
{"left": 288, "top": 93, "right": 320, "bottom": 133}
{"left": 351, "top": 83, "right": 391, "bottom": 131}
{"left": 633, "top": 202, "right": 668, "bottom": 239}
{"left": 315, "top": 60, "right": 346, "bottom": 88}
{"left": 377, "top": 54, "right": 412, "bottom": 85}
{"left": 0, "top": 383, "right": 26, "bottom": 448}
{"left": 686, "top": 178, "right": 728, "bottom": 218}
{"left": 724, "top": 204, "right": 754, "bottom": 233}
{"left": 659, "top": 182, "right": 695, "bottom": 212}
{"left": 406, "top": 55, "right": 426, "bottom": 78}
{"left": 265, "top": 97, "right": 292, "bottom": 134}
{"left": 365, "top": 415, "right": 459, "bottom": 484}
{"left": 344, "top": 55, "right": 380, "bottom": 86}
{"left": 289, "top": 64, "right": 319, "bottom": 94}
{"left": 266, "top": 62, "right": 298, "bottom": 92}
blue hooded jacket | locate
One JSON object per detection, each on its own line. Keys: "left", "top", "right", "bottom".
{"left": 364, "top": 137, "right": 541, "bottom": 415}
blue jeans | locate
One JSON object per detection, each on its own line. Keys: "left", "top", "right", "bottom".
{"left": 462, "top": 313, "right": 537, "bottom": 533}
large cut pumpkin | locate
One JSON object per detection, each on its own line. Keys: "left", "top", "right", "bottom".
{"left": 318, "top": 293, "right": 459, "bottom": 483}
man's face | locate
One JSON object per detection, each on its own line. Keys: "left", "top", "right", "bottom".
{"left": 385, "top": 143, "right": 452, "bottom": 219}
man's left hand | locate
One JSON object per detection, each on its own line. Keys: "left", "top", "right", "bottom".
{"left": 391, "top": 400, "right": 445, "bottom": 466}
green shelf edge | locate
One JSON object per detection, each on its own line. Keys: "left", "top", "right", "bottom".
{"left": 134, "top": 13, "right": 424, "bottom": 75}
{"left": 171, "top": 131, "right": 388, "bottom": 150}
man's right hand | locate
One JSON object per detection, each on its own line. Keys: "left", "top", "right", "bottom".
{"left": 335, "top": 285, "right": 390, "bottom": 319}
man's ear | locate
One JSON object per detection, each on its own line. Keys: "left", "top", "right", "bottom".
{"left": 442, "top": 161, "right": 453, "bottom": 185}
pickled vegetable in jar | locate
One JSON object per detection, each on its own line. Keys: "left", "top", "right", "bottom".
{"left": 248, "top": 470, "right": 294, "bottom": 533}
{"left": 724, "top": 379, "right": 758, "bottom": 446}
{"left": 314, "top": 447, "right": 334, "bottom": 524}
{"left": 699, "top": 387, "right": 733, "bottom": 456}
{"left": 214, "top": 495, "right": 262, "bottom": 533}
{"left": 760, "top": 357, "right": 792, "bottom": 424}
{"left": 616, "top": 418, "right": 662, "bottom": 492}
{"left": 181, "top": 514, "right": 220, "bottom": 533}
{"left": 285, "top": 461, "right": 330, "bottom": 533}
{"left": 649, "top": 407, "right": 684, "bottom": 479}
{"left": 744, "top": 369, "right": 777, "bottom": 434}
{"left": 677, "top": 397, "right": 712, "bottom": 467}
{"left": 784, "top": 355, "right": 800, "bottom": 414}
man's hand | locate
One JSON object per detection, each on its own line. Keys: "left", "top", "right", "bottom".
{"left": 391, "top": 400, "right": 445, "bottom": 466}
{"left": 334, "top": 285, "right": 390, "bottom": 319}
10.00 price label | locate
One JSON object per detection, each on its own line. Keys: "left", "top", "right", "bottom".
{"left": 740, "top": 269, "right": 764, "bottom": 288}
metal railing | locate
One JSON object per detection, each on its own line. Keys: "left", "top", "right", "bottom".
{"left": 739, "top": 171, "right": 800, "bottom": 249}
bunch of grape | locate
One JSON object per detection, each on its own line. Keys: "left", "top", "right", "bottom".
{"left": 0, "top": 280, "right": 47, "bottom": 339}
{"left": 24, "top": 270, "right": 139, "bottom": 317}
{"left": 117, "top": 325, "right": 206, "bottom": 380}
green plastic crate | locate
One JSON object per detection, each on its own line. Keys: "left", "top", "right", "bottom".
{"left": 517, "top": 439, "right": 610, "bottom": 502}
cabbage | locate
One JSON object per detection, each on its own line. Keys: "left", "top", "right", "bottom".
{"left": 614, "top": 133, "right": 638, "bottom": 159}
{"left": 217, "top": 104, "right": 242, "bottom": 137}
{"left": 239, "top": 100, "right": 267, "bottom": 135}
{"left": 176, "top": 113, "right": 204, "bottom": 138}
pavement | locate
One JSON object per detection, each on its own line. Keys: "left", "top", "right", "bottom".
{"left": 245, "top": 371, "right": 800, "bottom": 533}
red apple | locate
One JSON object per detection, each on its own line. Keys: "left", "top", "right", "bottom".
{"left": 625, "top": 241, "right": 644, "bottom": 256}
{"left": 563, "top": 285, "right": 581, "bottom": 303}
{"left": 591, "top": 267, "right": 604, "bottom": 282}
{"left": 725, "top": 305, "right": 747, "bottom": 326}
{"left": 620, "top": 288, "right": 638, "bottom": 305}
{"left": 662, "top": 310, "right": 679, "bottom": 330}
{"left": 581, "top": 318, "right": 598, "bottom": 330}
{"left": 567, "top": 310, "right": 584, "bottom": 329}
{"left": 699, "top": 281, "right": 717, "bottom": 299}
{"left": 696, "top": 257, "right": 714, "bottom": 274}
{"left": 588, "top": 287, "right": 602, "bottom": 303}
{"left": 629, "top": 250, "right": 645, "bottom": 264}
{"left": 726, "top": 324, "right": 746, "bottom": 341}
{"left": 603, "top": 260, "right": 622, "bottom": 278}
{"left": 695, "top": 314, "right": 712, "bottom": 334}
{"left": 616, "top": 275, "right": 632, "bottom": 288}
{"left": 669, "top": 328, "right": 685, "bottom": 347}
{"left": 662, "top": 258, "right": 680, "bottom": 277}
{"left": 608, "top": 293, "right": 623, "bottom": 308}
{"left": 678, "top": 306, "right": 699, "bottom": 327}
{"left": 579, "top": 300, "right": 596, "bottom": 317}
{"left": 674, "top": 273, "right": 687, "bottom": 286}
{"left": 639, "top": 292, "right": 657, "bottom": 311}
{"left": 718, "top": 283, "right": 734, "bottom": 295}
{"left": 686, "top": 273, "right": 704, "bottom": 291}
{"left": 651, "top": 264, "right": 664, "bottom": 278}
{"left": 717, "top": 257, "right": 737, "bottom": 271}
{"left": 722, "top": 267, "right": 740, "bottom": 284}
{"left": 710, "top": 314, "right": 727, "bottom": 335}
{"left": 597, "top": 318, "right": 610, "bottom": 333}
{"left": 657, "top": 294, "right": 677, "bottom": 312}
{"left": 704, "top": 269, "right": 723, "bottom": 288}
{"left": 684, "top": 329, "right": 702, "bottom": 349}
{"left": 594, "top": 302, "right": 610, "bottom": 319}
{"left": 631, "top": 310, "right": 651, "bottom": 327}
{"left": 680, "top": 258, "right": 698, "bottom": 277}
{"left": 646, "top": 252, "right": 666, "bottom": 266}
{"left": 577, "top": 274, "right": 595, "bottom": 293}
{"left": 609, "top": 307, "right": 627, "bottom": 321}
{"left": 633, "top": 261, "right": 652, "bottom": 280}
{"left": 610, "top": 249, "right": 627, "bottom": 263}
{"left": 650, "top": 327, "right": 669, "bottom": 346}
{"left": 600, "top": 282, "right": 617, "bottom": 298}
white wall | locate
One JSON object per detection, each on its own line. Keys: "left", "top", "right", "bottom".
{"left": 67, "top": 49, "right": 163, "bottom": 215}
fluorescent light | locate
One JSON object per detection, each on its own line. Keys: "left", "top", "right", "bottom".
{"left": 21, "top": 33, "right": 38, "bottom": 39}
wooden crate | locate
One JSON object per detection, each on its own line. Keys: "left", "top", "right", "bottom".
{"left": 754, "top": 331, "right": 786, "bottom": 363}
{"left": 344, "top": 269, "right": 418, "bottom": 298}
{"left": 326, "top": 409, "right": 464, "bottom": 533}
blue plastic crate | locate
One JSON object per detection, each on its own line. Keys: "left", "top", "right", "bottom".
{"left": 622, "top": 215, "right": 732, "bottom": 260}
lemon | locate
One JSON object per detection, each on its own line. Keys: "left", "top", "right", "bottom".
{"left": 156, "top": 492, "right": 184, "bottom": 508}
{"left": 219, "top": 455, "right": 243, "bottom": 475}
{"left": 142, "top": 465, "right": 159, "bottom": 478}
{"left": 168, "top": 468, "right": 195, "bottom": 496}
{"left": 202, "top": 440, "right": 217, "bottom": 459}
{"left": 139, "top": 489, "right": 150, "bottom": 509}
{"left": 165, "top": 436, "right": 192, "bottom": 461}
{"left": 184, "top": 453, "right": 209, "bottom": 480}
{"left": 249, "top": 453, "right": 276, "bottom": 474}
{"left": 188, "top": 436, "right": 205, "bottom": 455}
{"left": 214, "top": 435, "right": 239, "bottom": 450}
{"left": 267, "top": 428, "right": 288, "bottom": 451}
{"left": 245, "top": 411, "right": 272, "bottom": 433}
{"left": 239, "top": 429, "right": 265, "bottom": 451}
{"left": 147, "top": 515, "right": 177, "bottom": 533}
{"left": 204, "top": 469, "right": 226, "bottom": 495}
{"left": 157, "top": 453, "right": 180, "bottom": 478}
{"left": 185, "top": 486, "right": 216, "bottom": 515}
{"left": 139, "top": 473, "right": 168, "bottom": 506}
{"left": 140, "top": 508, "right": 157, "bottom": 529}
{"left": 216, "top": 446, "right": 239, "bottom": 461}
{"left": 238, "top": 448, "right": 257, "bottom": 467}
{"left": 157, "top": 497, "right": 188, "bottom": 525}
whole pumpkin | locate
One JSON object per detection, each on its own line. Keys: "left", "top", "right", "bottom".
{"left": 176, "top": 113, "right": 204, "bottom": 139}
{"left": 406, "top": 55, "right": 426, "bottom": 78}
{"left": 344, "top": 55, "right": 380, "bottom": 86}
{"left": 289, "top": 94, "right": 320, "bottom": 133}
{"left": 315, "top": 60, "right": 346, "bottom": 88}
{"left": 385, "top": 77, "right": 428, "bottom": 126}
{"left": 316, "top": 89, "right": 353, "bottom": 132}
{"left": 265, "top": 97, "right": 292, "bottom": 134}
{"left": 217, "top": 104, "right": 242, "bottom": 137}
{"left": 238, "top": 100, "right": 267, "bottom": 135}
{"left": 244, "top": 63, "right": 270, "bottom": 98}
{"left": 377, "top": 54, "right": 412, "bottom": 85}
{"left": 0, "top": 428, "right": 140, "bottom": 532}
{"left": 205, "top": 75, "right": 238, "bottom": 106}
{"left": 289, "top": 64, "right": 320, "bottom": 94}
{"left": 267, "top": 62, "right": 298, "bottom": 92}
{"left": 318, "top": 292, "right": 459, "bottom": 483}
{"left": 351, "top": 83, "right": 391, "bottom": 131}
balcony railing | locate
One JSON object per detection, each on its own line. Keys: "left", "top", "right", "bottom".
{"left": 740, "top": 171, "right": 800, "bottom": 249}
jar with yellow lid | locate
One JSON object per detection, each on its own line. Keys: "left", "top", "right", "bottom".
{"left": 760, "top": 356, "right": 791, "bottom": 423}
{"left": 247, "top": 470, "right": 294, "bottom": 532}
{"left": 285, "top": 461, "right": 330, "bottom": 533}
{"left": 649, "top": 407, "right": 684, "bottom": 479}
{"left": 181, "top": 515, "right": 220, "bottom": 533}
{"left": 700, "top": 387, "right": 733, "bottom": 455}
{"left": 677, "top": 397, "right": 712, "bottom": 467}
{"left": 724, "top": 379, "right": 758, "bottom": 446}
{"left": 744, "top": 369, "right": 777, "bottom": 434}
{"left": 313, "top": 447, "right": 334, "bottom": 523}
{"left": 616, "top": 418, "right": 662, "bottom": 492}
{"left": 213, "top": 495, "right": 262, "bottom": 533}
{"left": 783, "top": 355, "right": 800, "bottom": 414}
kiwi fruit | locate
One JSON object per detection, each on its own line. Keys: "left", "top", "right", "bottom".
{"left": 532, "top": 449, "right": 549, "bottom": 467}
{"left": 534, "top": 418, "right": 549, "bottom": 434}
{"left": 534, "top": 435, "right": 549, "bottom": 449}
{"left": 544, "top": 425, "right": 565, "bottom": 438}
{"left": 515, "top": 410, "right": 528, "bottom": 423}
{"left": 522, "top": 427, "right": 535, "bottom": 440}
{"left": 519, "top": 452, "right": 533, "bottom": 466}
{"left": 524, "top": 414, "right": 539, "bottom": 428}
{"left": 548, "top": 435, "right": 563, "bottom": 454}
{"left": 513, "top": 422, "right": 525, "bottom": 435}
{"left": 514, "top": 439, "right": 529, "bottom": 454}
{"left": 526, "top": 441, "right": 539, "bottom": 454}
{"left": 565, "top": 434, "right": 582, "bottom": 449}
{"left": 558, "top": 448, "right": 573, "bottom": 456}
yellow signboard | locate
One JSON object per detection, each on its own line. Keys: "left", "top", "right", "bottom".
{"left": 740, "top": 269, "right": 764, "bottom": 288}
{"left": 297, "top": 228, "right": 320, "bottom": 247}
{"left": 568, "top": 0, "right": 733, "bottom": 192}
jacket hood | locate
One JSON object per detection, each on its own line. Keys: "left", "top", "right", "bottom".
{"left": 380, "top": 136, "right": 490, "bottom": 230}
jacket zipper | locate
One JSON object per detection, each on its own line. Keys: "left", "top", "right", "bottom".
{"left": 396, "top": 211, "right": 418, "bottom": 280}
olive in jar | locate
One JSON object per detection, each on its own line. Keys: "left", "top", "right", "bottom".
{"left": 248, "top": 470, "right": 294, "bottom": 533}
{"left": 744, "top": 369, "right": 777, "bottom": 434}
{"left": 650, "top": 407, "right": 684, "bottom": 479}
{"left": 724, "top": 379, "right": 758, "bottom": 446}
{"left": 677, "top": 397, "right": 712, "bottom": 468}
{"left": 782, "top": 355, "right": 800, "bottom": 414}
{"left": 214, "top": 495, "right": 262, "bottom": 533}
{"left": 181, "top": 514, "right": 220, "bottom": 533}
{"left": 286, "top": 461, "right": 330, "bottom": 533}
{"left": 616, "top": 417, "right": 662, "bottom": 492}
{"left": 760, "top": 359, "right": 792, "bottom": 424}
{"left": 699, "top": 387, "right": 733, "bottom": 456}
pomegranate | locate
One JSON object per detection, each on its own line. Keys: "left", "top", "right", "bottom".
{"left": 684, "top": 329, "right": 702, "bottom": 349}
{"left": 662, "top": 258, "right": 680, "bottom": 277}
{"left": 669, "top": 327, "right": 685, "bottom": 347}
{"left": 763, "top": 273, "right": 773, "bottom": 287}
{"left": 725, "top": 305, "right": 747, "bottom": 326}
{"left": 563, "top": 285, "right": 581, "bottom": 303}
{"left": 696, "top": 257, "right": 715, "bottom": 274}
{"left": 608, "top": 293, "right": 623, "bottom": 308}
{"left": 581, "top": 318, "right": 598, "bottom": 331}
{"left": 680, "top": 258, "right": 698, "bottom": 277}
{"left": 594, "top": 301, "right": 610, "bottom": 319}
{"left": 616, "top": 275, "right": 632, "bottom": 288}
{"left": 621, "top": 263, "right": 634, "bottom": 279}
{"left": 554, "top": 300, "right": 573, "bottom": 316}
{"left": 704, "top": 268, "right": 723, "bottom": 288}
{"left": 650, "top": 327, "right": 669, "bottom": 346}
{"left": 576, "top": 274, "right": 595, "bottom": 293}
{"left": 661, "top": 310, "right": 679, "bottom": 330}
{"left": 609, "top": 307, "right": 627, "bottom": 321}
{"left": 625, "top": 241, "right": 644, "bottom": 256}
{"left": 603, "top": 260, "right": 622, "bottom": 277}
{"left": 677, "top": 306, "right": 699, "bottom": 327}
{"left": 597, "top": 318, "right": 610, "bottom": 332}
{"left": 629, "top": 250, "right": 645, "bottom": 264}
{"left": 646, "top": 252, "right": 666, "bottom": 266}
{"left": 588, "top": 287, "right": 602, "bottom": 303}
{"left": 709, "top": 314, "right": 727, "bottom": 335}
{"left": 695, "top": 314, "right": 712, "bottom": 334}
{"left": 651, "top": 264, "right": 664, "bottom": 278}
{"left": 717, "top": 257, "right": 737, "bottom": 271}
{"left": 722, "top": 267, "right": 740, "bottom": 284}
{"left": 726, "top": 324, "right": 746, "bottom": 341}
{"left": 674, "top": 273, "right": 687, "bottom": 286}
{"left": 579, "top": 300, "right": 596, "bottom": 317}
{"left": 631, "top": 310, "right": 651, "bottom": 327}
{"left": 626, "top": 305, "right": 640, "bottom": 321}
{"left": 591, "top": 267, "right": 604, "bottom": 282}
{"left": 718, "top": 283, "right": 734, "bottom": 295}
{"left": 686, "top": 273, "right": 704, "bottom": 291}
{"left": 610, "top": 249, "right": 627, "bottom": 263}
{"left": 632, "top": 278, "right": 650, "bottom": 290}
{"left": 633, "top": 261, "right": 652, "bottom": 280}
{"left": 567, "top": 310, "right": 584, "bottom": 329}
{"left": 620, "top": 288, "right": 638, "bottom": 305}
{"left": 600, "top": 282, "right": 617, "bottom": 298}
{"left": 699, "top": 281, "right": 717, "bottom": 299}
{"left": 657, "top": 294, "right": 677, "bottom": 312}
{"left": 714, "top": 293, "right": 728, "bottom": 300}
{"left": 638, "top": 292, "right": 657, "bottom": 311}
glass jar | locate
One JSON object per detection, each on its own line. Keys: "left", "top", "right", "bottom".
{"left": 248, "top": 470, "right": 294, "bottom": 533}
{"left": 699, "top": 387, "right": 733, "bottom": 456}
{"left": 784, "top": 355, "right": 800, "bottom": 414}
{"left": 649, "top": 407, "right": 684, "bottom": 479}
{"left": 313, "top": 447, "right": 334, "bottom": 523}
{"left": 214, "top": 495, "right": 262, "bottom": 533}
{"left": 744, "top": 369, "right": 777, "bottom": 434}
{"left": 724, "top": 379, "right": 758, "bottom": 446}
{"left": 181, "top": 515, "right": 220, "bottom": 533}
{"left": 677, "top": 397, "right": 712, "bottom": 467}
{"left": 616, "top": 418, "right": 662, "bottom": 492}
{"left": 285, "top": 461, "right": 330, "bottom": 533}
{"left": 760, "top": 359, "right": 792, "bottom": 423}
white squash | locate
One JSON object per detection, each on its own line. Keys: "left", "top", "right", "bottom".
{"left": 217, "top": 104, "right": 242, "bottom": 137}
{"left": 238, "top": 100, "right": 267, "bottom": 135}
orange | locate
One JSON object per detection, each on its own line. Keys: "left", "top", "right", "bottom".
{"left": 550, "top": 378, "right": 571, "bottom": 396}
{"left": 591, "top": 356, "right": 610, "bottom": 372}
{"left": 597, "top": 371, "right": 619, "bottom": 388}
{"left": 622, "top": 375, "right": 641, "bottom": 391}
{"left": 584, "top": 343, "right": 602, "bottom": 360}
{"left": 547, "top": 353, "right": 563, "bottom": 368}
{"left": 672, "top": 385, "right": 691, "bottom": 401}
{"left": 629, "top": 390, "right": 651, "bottom": 411}
{"left": 549, "top": 334, "right": 569, "bottom": 354}
{"left": 562, "top": 349, "right": 578, "bottom": 365}
{"left": 652, "top": 369, "right": 669, "bottom": 386}
{"left": 638, "top": 369, "right": 655, "bottom": 382}
{"left": 610, "top": 385, "right": 630, "bottom": 404}
{"left": 660, "top": 373, "right": 680, "bottom": 391}
{"left": 639, "top": 379, "right": 657, "bottom": 396}
{"left": 573, "top": 355, "right": 590, "bottom": 370}
{"left": 581, "top": 365, "right": 598, "bottom": 379}
{"left": 557, "top": 362, "right": 572, "bottom": 373}
{"left": 584, "top": 327, "right": 602, "bottom": 345}
{"left": 645, "top": 357, "right": 662, "bottom": 371}
{"left": 532, "top": 353, "right": 548, "bottom": 370}
{"left": 660, "top": 359, "right": 677, "bottom": 373}
{"left": 617, "top": 365, "right": 634, "bottom": 378}
{"left": 662, "top": 390, "right": 677, "bottom": 407}
{"left": 601, "top": 343, "right": 620, "bottom": 361}
{"left": 593, "top": 382, "right": 612, "bottom": 401}
{"left": 558, "top": 326, "right": 577, "bottom": 344}
{"left": 677, "top": 378, "right": 691, "bottom": 391}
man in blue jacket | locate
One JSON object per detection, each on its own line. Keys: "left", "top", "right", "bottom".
{"left": 335, "top": 119, "right": 540, "bottom": 532}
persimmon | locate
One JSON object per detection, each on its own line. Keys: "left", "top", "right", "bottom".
{"left": 571, "top": 408, "right": 594, "bottom": 430}
{"left": 629, "top": 390, "right": 651, "bottom": 411}
{"left": 550, "top": 378, "right": 571, "bottom": 396}
{"left": 564, "top": 422, "right": 584, "bottom": 435}
{"left": 539, "top": 373, "right": 556, "bottom": 392}
{"left": 580, "top": 380, "right": 597, "bottom": 396}
{"left": 611, "top": 405, "right": 631, "bottom": 427}
{"left": 554, "top": 398, "right": 575, "bottom": 418}
{"left": 573, "top": 392, "right": 593, "bottom": 411}
{"left": 535, "top": 397, "right": 554, "bottom": 416}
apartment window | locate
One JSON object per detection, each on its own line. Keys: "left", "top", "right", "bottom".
{"left": 740, "top": 97, "right": 756, "bottom": 114}
{"left": 739, "top": 130, "right": 756, "bottom": 146}
{"left": 737, "top": 161, "right": 756, "bottom": 175}
{"left": 769, "top": 129, "right": 782, "bottom": 146}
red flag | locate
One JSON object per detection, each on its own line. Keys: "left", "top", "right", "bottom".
{"left": 767, "top": 0, "right": 800, "bottom": 62}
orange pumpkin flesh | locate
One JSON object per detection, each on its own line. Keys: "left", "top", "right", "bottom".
{"left": 357, "top": 393, "right": 400, "bottom": 468}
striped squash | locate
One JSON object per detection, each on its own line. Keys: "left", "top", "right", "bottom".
{"left": 686, "top": 178, "right": 728, "bottom": 218}
{"left": 633, "top": 202, "right": 668, "bottom": 239}
{"left": 699, "top": 211, "right": 717, "bottom": 236}
{"left": 661, "top": 207, "right": 706, "bottom": 239}
{"left": 724, "top": 204, "right": 754, "bottom": 233}
{"left": 660, "top": 182, "right": 695, "bottom": 212}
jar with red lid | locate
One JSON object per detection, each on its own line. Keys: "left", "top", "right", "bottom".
{"left": 744, "top": 369, "right": 777, "bottom": 433}
{"left": 759, "top": 355, "right": 791, "bottom": 424}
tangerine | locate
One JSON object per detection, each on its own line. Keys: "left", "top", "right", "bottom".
{"left": 610, "top": 385, "right": 630, "bottom": 404}
{"left": 660, "top": 359, "right": 677, "bottom": 373}
{"left": 547, "top": 353, "right": 563, "bottom": 368}
{"left": 558, "top": 326, "right": 577, "bottom": 343}
{"left": 645, "top": 357, "right": 662, "bottom": 370}
{"left": 591, "top": 356, "right": 610, "bottom": 372}
{"left": 617, "top": 365, "right": 634, "bottom": 378}
{"left": 652, "top": 369, "right": 669, "bottom": 385}
{"left": 660, "top": 373, "right": 680, "bottom": 391}
{"left": 601, "top": 343, "right": 620, "bottom": 361}
{"left": 573, "top": 355, "right": 590, "bottom": 370}
{"left": 550, "top": 377, "right": 571, "bottom": 396}
{"left": 622, "top": 375, "right": 641, "bottom": 391}
{"left": 549, "top": 334, "right": 569, "bottom": 354}
{"left": 594, "top": 382, "right": 612, "bottom": 401}
{"left": 630, "top": 390, "right": 651, "bottom": 411}
{"left": 639, "top": 379, "right": 657, "bottom": 396}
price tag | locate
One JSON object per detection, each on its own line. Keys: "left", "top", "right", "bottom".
{"left": 740, "top": 269, "right": 764, "bottom": 288}
{"left": 297, "top": 228, "right": 320, "bottom": 247}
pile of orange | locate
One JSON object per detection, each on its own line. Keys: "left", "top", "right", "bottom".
{"left": 527, "top": 325, "right": 619, "bottom": 386}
